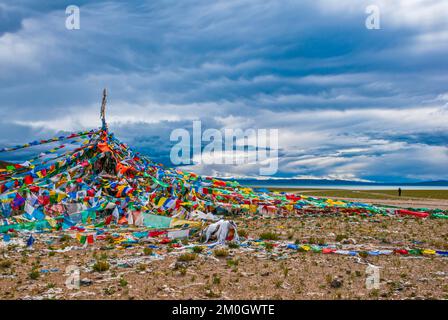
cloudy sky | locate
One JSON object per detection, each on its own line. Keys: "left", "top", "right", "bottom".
{"left": 0, "top": 0, "right": 447, "bottom": 182}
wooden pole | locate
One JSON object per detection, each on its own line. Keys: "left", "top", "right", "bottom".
{"left": 100, "top": 88, "right": 108, "bottom": 131}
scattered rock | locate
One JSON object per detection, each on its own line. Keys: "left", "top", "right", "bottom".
{"left": 342, "top": 238, "right": 357, "bottom": 245}
{"left": 172, "top": 261, "right": 188, "bottom": 270}
{"left": 240, "top": 272, "right": 254, "bottom": 277}
{"left": 395, "top": 285, "right": 404, "bottom": 291}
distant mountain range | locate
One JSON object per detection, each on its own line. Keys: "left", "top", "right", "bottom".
{"left": 227, "top": 178, "right": 448, "bottom": 187}
{"left": 0, "top": 160, "right": 9, "bottom": 169}
{"left": 1, "top": 158, "right": 447, "bottom": 187}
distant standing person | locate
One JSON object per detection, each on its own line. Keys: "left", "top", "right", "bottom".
{"left": 398, "top": 187, "right": 402, "bottom": 197}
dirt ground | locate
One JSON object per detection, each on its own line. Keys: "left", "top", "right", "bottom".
{"left": 1, "top": 200, "right": 447, "bottom": 300}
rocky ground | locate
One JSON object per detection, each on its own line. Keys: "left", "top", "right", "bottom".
{"left": 1, "top": 208, "right": 448, "bottom": 300}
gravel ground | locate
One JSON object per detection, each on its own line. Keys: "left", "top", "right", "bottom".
{"left": 1, "top": 209, "right": 447, "bottom": 300}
